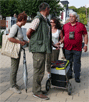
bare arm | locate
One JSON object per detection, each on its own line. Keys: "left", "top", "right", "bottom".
{"left": 83, "top": 34, "right": 88, "bottom": 52}
{"left": 84, "top": 34, "right": 88, "bottom": 45}
{"left": 59, "top": 30, "right": 63, "bottom": 40}
{"left": 8, "top": 38, "right": 26, "bottom": 46}
{"left": 26, "top": 28, "right": 35, "bottom": 39}
{"left": 57, "top": 30, "right": 64, "bottom": 45}
{"left": 26, "top": 18, "right": 40, "bottom": 39}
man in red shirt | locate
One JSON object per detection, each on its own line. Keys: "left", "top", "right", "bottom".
{"left": 58, "top": 12, "right": 88, "bottom": 83}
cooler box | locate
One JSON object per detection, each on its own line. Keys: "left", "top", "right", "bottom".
{"left": 51, "top": 60, "right": 70, "bottom": 87}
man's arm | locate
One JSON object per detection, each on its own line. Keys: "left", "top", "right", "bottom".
{"left": 26, "top": 28, "right": 35, "bottom": 39}
{"left": 26, "top": 18, "right": 40, "bottom": 39}
{"left": 84, "top": 34, "right": 88, "bottom": 45}
{"left": 83, "top": 34, "right": 88, "bottom": 52}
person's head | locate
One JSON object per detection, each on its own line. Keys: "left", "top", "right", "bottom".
{"left": 17, "top": 11, "right": 27, "bottom": 26}
{"left": 50, "top": 17, "right": 62, "bottom": 30}
{"left": 39, "top": 2, "right": 51, "bottom": 16}
{"left": 69, "top": 12, "right": 78, "bottom": 23}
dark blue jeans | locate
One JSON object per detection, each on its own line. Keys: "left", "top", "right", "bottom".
{"left": 65, "top": 49, "right": 82, "bottom": 79}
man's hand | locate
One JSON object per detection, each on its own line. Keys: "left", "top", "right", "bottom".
{"left": 83, "top": 34, "right": 88, "bottom": 52}
{"left": 83, "top": 46, "right": 87, "bottom": 52}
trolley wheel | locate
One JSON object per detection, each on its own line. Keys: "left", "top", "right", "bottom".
{"left": 67, "top": 82, "right": 72, "bottom": 95}
{"left": 46, "top": 79, "right": 51, "bottom": 91}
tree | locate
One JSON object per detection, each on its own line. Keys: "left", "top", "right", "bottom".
{"left": 0, "top": 0, "right": 19, "bottom": 18}
{"left": 18, "top": 0, "right": 63, "bottom": 18}
{"left": 78, "top": 13, "right": 87, "bottom": 25}
{"left": 77, "top": 7, "right": 86, "bottom": 14}
{"left": 87, "top": 7, "right": 89, "bottom": 15}
{"left": 68, "top": 6, "right": 78, "bottom": 12}
{"left": 17, "top": 0, "right": 31, "bottom": 14}
{"left": 0, "top": 0, "right": 63, "bottom": 19}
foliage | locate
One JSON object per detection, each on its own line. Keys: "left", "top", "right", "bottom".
{"left": 0, "top": 0, "right": 19, "bottom": 18}
{"left": 68, "top": 6, "right": 78, "bottom": 12}
{"left": 0, "top": 0, "right": 63, "bottom": 18}
{"left": 69, "top": 6, "right": 89, "bottom": 15}
{"left": 78, "top": 13, "right": 87, "bottom": 25}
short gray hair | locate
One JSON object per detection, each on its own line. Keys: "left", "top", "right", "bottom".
{"left": 39, "top": 2, "right": 50, "bottom": 12}
{"left": 69, "top": 11, "right": 78, "bottom": 18}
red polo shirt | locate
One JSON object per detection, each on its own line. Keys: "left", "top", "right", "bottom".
{"left": 63, "top": 22, "right": 87, "bottom": 51}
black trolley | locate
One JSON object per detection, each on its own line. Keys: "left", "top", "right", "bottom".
{"left": 46, "top": 60, "right": 72, "bottom": 95}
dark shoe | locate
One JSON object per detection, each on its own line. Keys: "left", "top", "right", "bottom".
{"left": 42, "top": 91, "right": 48, "bottom": 94}
{"left": 33, "top": 94, "right": 50, "bottom": 100}
{"left": 75, "top": 78, "right": 80, "bottom": 83}
{"left": 15, "top": 84, "right": 21, "bottom": 90}
{"left": 68, "top": 76, "right": 73, "bottom": 79}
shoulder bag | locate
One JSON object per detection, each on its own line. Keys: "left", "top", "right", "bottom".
{"left": 0, "top": 28, "right": 21, "bottom": 58}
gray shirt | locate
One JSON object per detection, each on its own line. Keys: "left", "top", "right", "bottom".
{"left": 8, "top": 24, "right": 24, "bottom": 41}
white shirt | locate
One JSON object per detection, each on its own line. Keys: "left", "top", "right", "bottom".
{"left": 29, "top": 18, "right": 40, "bottom": 30}
{"left": 52, "top": 29, "right": 61, "bottom": 50}
{"left": 8, "top": 24, "right": 24, "bottom": 41}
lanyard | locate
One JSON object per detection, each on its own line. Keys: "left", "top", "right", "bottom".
{"left": 69, "top": 24, "right": 77, "bottom": 33}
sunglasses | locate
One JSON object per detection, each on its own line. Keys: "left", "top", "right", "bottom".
{"left": 50, "top": 22, "right": 55, "bottom": 23}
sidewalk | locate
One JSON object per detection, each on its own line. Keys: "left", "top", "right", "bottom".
{"left": 0, "top": 33, "right": 89, "bottom": 102}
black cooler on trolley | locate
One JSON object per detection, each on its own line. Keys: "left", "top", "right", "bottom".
{"left": 46, "top": 60, "right": 72, "bottom": 95}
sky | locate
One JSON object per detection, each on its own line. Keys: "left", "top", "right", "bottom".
{"left": 61, "top": 0, "right": 89, "bottom": 8}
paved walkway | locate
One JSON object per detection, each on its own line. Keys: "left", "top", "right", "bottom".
{"left": 0, "top": 33, "right": 89, "bottom": 102}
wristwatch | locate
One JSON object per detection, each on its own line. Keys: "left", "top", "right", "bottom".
{"left": 84, "top": 44, "right": 88, "bottom": 46}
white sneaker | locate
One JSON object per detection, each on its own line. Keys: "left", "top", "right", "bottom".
{"left": 10, "top": 87, "right": 21, "bottom": 94}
